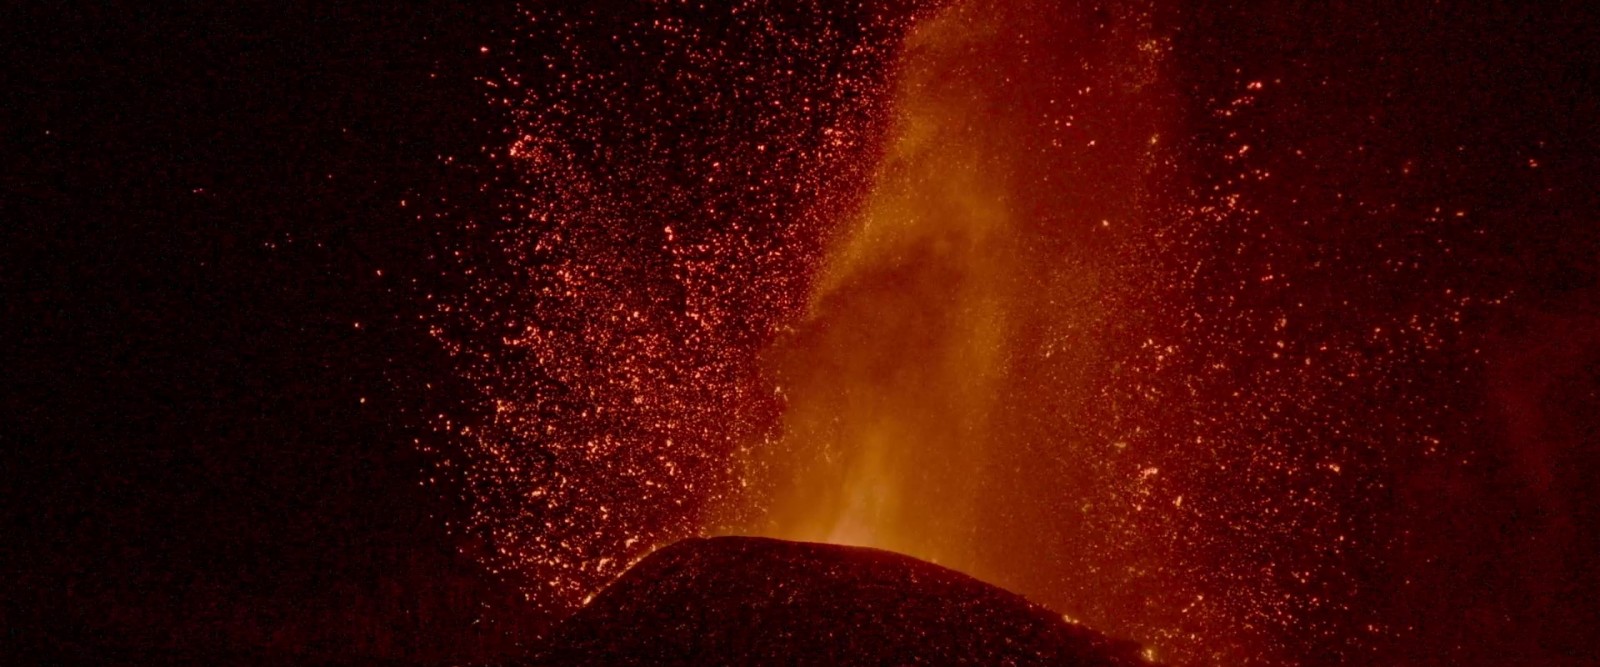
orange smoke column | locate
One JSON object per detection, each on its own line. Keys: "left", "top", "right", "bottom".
{"left": 738, "top": 0, "right": 1168, "bottom": 554}
{"left": 728, "top": 0, "right": 1179, "bottom": 651}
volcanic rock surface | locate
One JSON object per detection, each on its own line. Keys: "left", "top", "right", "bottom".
{"left": 519, "top": 536, "right": 1151, "bottom": 666}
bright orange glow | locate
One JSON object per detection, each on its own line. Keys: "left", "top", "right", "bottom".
{"left": 726, "top": 0, "right": 1175, "bottom": 640}
{"left": 454, "top": 2, "right": 1527, "bottom": 664}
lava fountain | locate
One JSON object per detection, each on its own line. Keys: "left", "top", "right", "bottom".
{"left": 444, "top": 1, "right": 1516, "bottom": 665}
{"left": 731, "top": 0, "right": 1171, "bottom": 571}
{"left": 720, "top": 0, "right": 1208, "bottom": 659}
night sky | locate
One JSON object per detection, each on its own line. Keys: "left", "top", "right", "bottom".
{"left": 7, "top": 2, "right": 1600, "bottom": 666}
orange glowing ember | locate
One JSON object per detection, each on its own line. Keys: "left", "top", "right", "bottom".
{"left": 441, "top": 1, "right": 1508, "bottom": 665}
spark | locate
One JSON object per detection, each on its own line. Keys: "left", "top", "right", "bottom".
{"left": 430, "top": 2, "right": 1502, "bottom": 665}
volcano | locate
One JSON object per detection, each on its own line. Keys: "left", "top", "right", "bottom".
{"left": 517, "top": 536, "right": 1152, "bottom": 666}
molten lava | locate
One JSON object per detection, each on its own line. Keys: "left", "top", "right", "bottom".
{"left": 442, "top": 1, "right": 1576, "bottom": 664}
{"left": 734, "top": 0, "right": 1170, "bottom": 572}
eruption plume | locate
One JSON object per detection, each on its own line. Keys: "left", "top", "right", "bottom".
{"left": 438, "top": 1, "right": 1527, "bottom": 664}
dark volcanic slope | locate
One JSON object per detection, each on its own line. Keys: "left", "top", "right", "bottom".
{"left": 521, "top": 536, "right": 1151, "bottom": 666}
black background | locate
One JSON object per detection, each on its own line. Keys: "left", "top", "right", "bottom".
{"left": 6, "top": 2, "right": 539, "bottom": 663}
